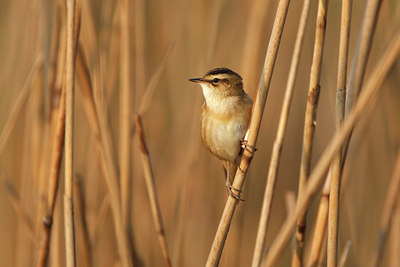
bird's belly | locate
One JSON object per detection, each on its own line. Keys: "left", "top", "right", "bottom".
{"left": 201, "top": 115, "right": 246, "bottom": 163}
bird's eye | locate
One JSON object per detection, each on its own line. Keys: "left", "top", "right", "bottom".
{"left": 213, "top": 78, "right": 219, "bottom": 83}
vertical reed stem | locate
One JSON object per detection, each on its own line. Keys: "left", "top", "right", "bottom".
{"left": 327, "top": 0, "right": 352, "bottom": 266}
{"left": 296, "top": 0, "right": 328, "bottom": 265}
{"left": 64, "top": 0, "right": 77, "bottom": 266}
{"left": 119, "top": 0, "right": 132, "bottom": 231}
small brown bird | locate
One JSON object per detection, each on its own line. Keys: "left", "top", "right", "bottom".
{"left": 189, "top": 68, "right": 253, "bottom": 199}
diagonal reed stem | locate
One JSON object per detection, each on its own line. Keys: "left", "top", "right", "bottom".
{"left": 205, "top": 0, "right": 291, "bottom": 266}
{"left": 262, "top": 31, "right": 400, "bottom": 267}
{"left": 135, "top": 115, "right": 172, "bottom": 267}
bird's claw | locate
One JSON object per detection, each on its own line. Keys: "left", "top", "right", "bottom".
{"left": 225, "top": 182, "right": 244, "bottom": 201}
{"left": 241, "top": 139, "right": 258, "bottom": 153}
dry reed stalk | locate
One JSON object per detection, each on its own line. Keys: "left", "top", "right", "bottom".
{"left": 206, "top": 0, "right": 291, "bottom": 266}
{"left": 317, "top": 231, "right": 327, "bottom": 267}
{"left": 371, "top": 149, "right": 400, "bottom": 267}
{"left": 307, "top": 174, "right": 330, "bottom": 267}
{"left": 36, "top": 2, "right": 77, "bottom": 264}
{"left": 342, "top": 0, "right": 382, "bottom": 167}
{"left": 327, "top": 0, "right": 352, "bottom": 265}
{"left": 64, "top": 0, "right": 77, "bottom": 266}
{"left": 119, "top": 0, "right": 132, "bottom": 231}
{"left": 285, "top": 191, "right": 296, "bottom": 218}
{"left": 135, "top": 115, "right": 172, "bottom": 267}
{"left": 49, "top": 196, "right": 62, "bottom": 267}
{"left": 76, "top": 44, "right": 133, "bottom": 267}
{"left": 338, "top": 240, "right": 352, "bottom": 267}
{"left": 247, "top": 0, "right": 311, "bottom": 265}
{"left": 262, "top": 31, "right": 400, "bottom": 267}
{"left": 37, "top": 86, "right": 66, "bottom": 267}
{"left": 250, "top": 0, "right": 315, "bottom": 266}
{"left": 294, "top": 1, "right": 329, "bottom": 266}
{"left": 36, "top": 1, "right": 65, "bottom": 231}
{"left": 0, "top": 54, "right": 42, "bottom": 155}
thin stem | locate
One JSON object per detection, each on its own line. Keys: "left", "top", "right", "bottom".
{"left": 262, "top": 31, "right": 400, "bottom": 267}
{"left": 119, "top": 0, "right": 132, "bottom": 232}
{"left": 205, "top": 0, "right": 291, "bottom": 266}
{"left": 64, "top": 0, "right": 77, "bottom": 266}
{"left": 296, "top": 0, "right": 329, "bottom": 265}
{"left": 135, "top": 115, "right": 172, "bottom": 267}
{"left": 342, "top": 0, "right": 382, "bottom": 169}
{"left": 307, "top": 174, "right": 330, "bottom": 267}
{"left": 247, "top": 0, "right": 313, "bottom": 266}
{"left": 327, "top": 0, "right": 352, "bottom": 266}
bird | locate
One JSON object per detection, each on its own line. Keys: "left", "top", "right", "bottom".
{"left": 189, "top": 67, "right": 253, "bottom": 199}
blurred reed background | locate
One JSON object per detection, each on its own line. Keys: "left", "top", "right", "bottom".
{"left": 0, "top": 0, "right": 400, "bottom": 266}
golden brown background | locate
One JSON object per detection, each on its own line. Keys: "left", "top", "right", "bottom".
{"left": 0, "top": 0, "right": 400, "bottom": 266}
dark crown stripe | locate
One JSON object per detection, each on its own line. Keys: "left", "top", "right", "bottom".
{"left": 205, "top": 68, "right": 242, "bottom": 80}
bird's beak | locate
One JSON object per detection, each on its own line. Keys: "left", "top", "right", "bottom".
{"left": 189, "top": 78, "right": 202, "bottom": 83}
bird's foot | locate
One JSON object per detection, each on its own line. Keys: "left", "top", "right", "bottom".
{"left": 241, "top": 139, "right": 258, "bottom": 153}
{"left": 225, "top": 181, "right": 244, "bottom": 201}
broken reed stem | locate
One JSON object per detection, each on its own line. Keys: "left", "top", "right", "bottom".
{"left": 371, "top": 149, "right": 400, "bottom": 267}
{"left": 307, "top": 174, "right": 330, "bottom": 267}
{"left": 327, "top": 0, "right": 352, "bottom": 265}
{"left": 76, "top": 44, "right": 133, "bottom": 267}
{"left": 295, "top": 0, "right": 329, "bottom": 265}
{"left": 37, "top": 85, "right": 66, "bottom": 267}
{"left": 206, "top": 0, "right": 291, "bottom": 266}
{"left": 341, "top": 0, "right": 382, "bottom": 168}
{"left": 262, "top": 31, "right": 400, "bottom": 267}
{"left": 134, "top": 115, "right": 172, "bottom": 267}
{"left": 64, "top": 0, "right": 77, "bottom": 266}
{"left": 119, "top": 0, "right": 131, "bottom": 231}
